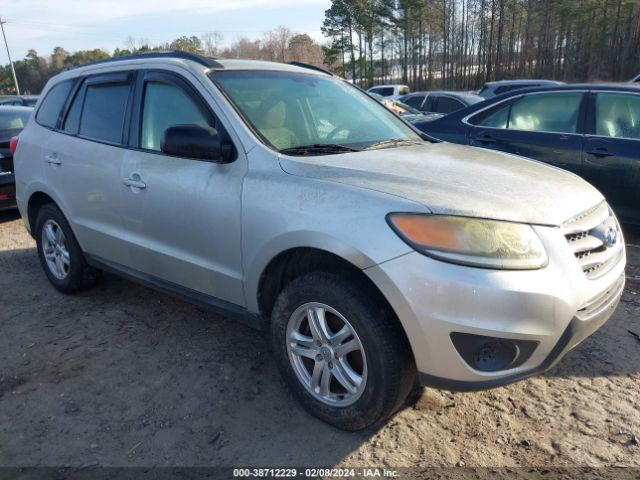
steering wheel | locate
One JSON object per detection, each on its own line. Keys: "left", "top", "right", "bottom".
{"left": 325, "top": 121, "right": 353, "bottom": 142}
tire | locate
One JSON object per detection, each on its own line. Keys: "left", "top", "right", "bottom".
{"left": 35, "top": 203, "right": 101, "bottom": 293}
{"left": 270, "top": 272, "right": 416, "bottom": 430}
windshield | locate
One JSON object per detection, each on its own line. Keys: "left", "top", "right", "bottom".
{"left": 0, "top": 109, "right": 32, "bottom": 131}
{"left": 210, "top": 70, "right": 421, "bottom": 152}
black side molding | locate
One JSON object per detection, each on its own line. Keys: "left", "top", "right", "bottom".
{"left": 85, "top": 254, "right": 266, "bottom": 331}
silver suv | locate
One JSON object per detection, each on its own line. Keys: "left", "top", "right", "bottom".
{"left": 13, "top": 52, "right": 626, "bottom": 430}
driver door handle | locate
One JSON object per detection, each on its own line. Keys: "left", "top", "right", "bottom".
{"left": 122, "top": 177, "right": 147, "bottom": 189}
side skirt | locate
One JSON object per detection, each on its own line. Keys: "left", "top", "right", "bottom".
{"left": 85, "top": 254, "right": 267, "bottom": 331}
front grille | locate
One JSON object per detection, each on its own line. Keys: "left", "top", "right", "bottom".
{"left": 563, "top": 202, "right": 624, "bottom": 279}
{"left": 576, "top": 273, "right": 625, "bottom": 320}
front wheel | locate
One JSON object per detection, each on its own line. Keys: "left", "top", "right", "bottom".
{"left": 270, "top": 272, "right": 415, "bottom": 430}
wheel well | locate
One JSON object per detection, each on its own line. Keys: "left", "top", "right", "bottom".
{"left": 258, "top": 248, "right": 400, "bottom": 326}
{"left": 27, "top": 192, "right": 55, "bottom": 234}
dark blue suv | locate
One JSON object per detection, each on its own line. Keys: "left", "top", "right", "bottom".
{"left": 414, "top": 84, "right": 640, "bottom": 224}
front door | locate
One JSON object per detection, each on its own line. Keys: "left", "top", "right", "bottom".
{"left": 469, "top": 91, "right": 585, "bottom": 175}
{"left": 119, "top": 70, "right": 246, "bottom": 306}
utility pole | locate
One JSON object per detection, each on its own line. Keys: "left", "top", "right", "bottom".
{"left": 0, "top": 18, "right": 20, "bottom": 95}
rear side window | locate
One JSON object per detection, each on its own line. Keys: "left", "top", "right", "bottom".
{"left": 36, "top": 80, "right": 74, "bottom": 128}
{"left": 595, "top": 93, "right": 640, "bottom": 139}
{"left": 398, "top": 86, "right": 410, "bottom": 96}
{"left": 404, "top": 95, "right": 425, "bottom": 109}
{"left": 378, "top": 87, "right": 394, "bottom": 97}
{"left": 436, "top": 97, "right": 465, "bottom": 114}
{"left": 79, "top": 82, "right": 131, "bottom": 144}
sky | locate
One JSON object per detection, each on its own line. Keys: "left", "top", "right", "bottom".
{"left": 0, "top": 0, "right": 331, "bottom": 61}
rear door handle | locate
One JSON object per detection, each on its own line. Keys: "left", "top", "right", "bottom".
{"left": 122, "top": 178, "right": 147, "bottom": 189}
{"left": 586, "top": 147, "right": 614, "bottom": 158}
{"left": 45, "top": 153, "right": 61, "bottom": 165}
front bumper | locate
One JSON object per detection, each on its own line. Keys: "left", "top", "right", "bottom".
{"left": 364, "top": 224, "right": 626, "bottom": 389}
{"left": 0, "top": 173, "right": 16, "bottom": 211}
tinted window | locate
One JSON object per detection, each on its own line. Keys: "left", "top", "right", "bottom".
{"left": 141, "top": 81, "right": 212, "bottom": 151}
{"left": 477, "top": 104, "right": 510, "bottom": 128}
{"left": 509, "top": 93, "right": 582, "bottom": 133}
{"left": 36, "top": 80, "right": 74, "bottom": 128}
{"left": 63, "top": 87, "right": 83, "bottom": 134}
{"left": 0, "top": 109, "right": 32, "bottom": 130}
{"left": 372, "top": 87, "right": 394, "bottom": 97}
{"left": 436, "top": 97, "right": 465, "bottom": 114}
{"left": 79, "top": 83, "right": 131, "bottom": 143}
{"left": 595, "top": 93, "right": 640, "bottom": 139}
{"left": 404, "top": 95, "right": 426, "bottom": 109}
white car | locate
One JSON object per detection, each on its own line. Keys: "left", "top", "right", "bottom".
{"left": 367, "top": 84, "right": 410, "bottom": 100}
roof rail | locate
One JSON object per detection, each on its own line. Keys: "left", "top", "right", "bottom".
{"left": 288, "top": 61, "right": 334, "bottom": 76}
{"left": 65, "top": 50, "right": 224, "bottom": 71}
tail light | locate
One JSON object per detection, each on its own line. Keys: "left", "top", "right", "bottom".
{"left": 9, "top": 136, "right": 19, "bottom": 155}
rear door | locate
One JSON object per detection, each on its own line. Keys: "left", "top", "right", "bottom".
{"left": 42, "top": 72, "right": 134, "bottom": 264}
{"left": 118, "top": 69, "right": 246, "bottom": 306}
{"left": 468, "top": 91, "right": 586, "bottom": 175}
{"left": 582, "top": 91, "right": 640, "bottom": 222}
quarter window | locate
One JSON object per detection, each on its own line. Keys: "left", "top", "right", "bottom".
{"left": 79, "top": 82, "right": 131, "bottom": 143}
{"left": 595, "top": 93, "right": 640, "bottom": 139}
{"left": 140, "top": 81, "right": 212, "bottom": 151}
{"left": 36, "top": 80, "right": 74, "bottom": 129}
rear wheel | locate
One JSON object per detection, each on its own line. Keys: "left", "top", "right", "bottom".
{"left": 270, "top": 272, "right": 415, "bottom": 430}
{"left": 35, "top": 204, "right": 101, "bottom": 293}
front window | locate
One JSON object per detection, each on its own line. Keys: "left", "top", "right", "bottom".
{"left": 211, "top": 70, "right": 421, "bottom": 153}
{"left": 476, "top": 92, "right": 582, "bottom": 134}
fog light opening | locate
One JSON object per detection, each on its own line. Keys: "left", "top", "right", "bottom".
{"left": 472, "top": 340, "right": 519, "bottom": 372}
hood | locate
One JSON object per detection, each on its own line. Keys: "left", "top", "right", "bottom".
{"left": 279, "top": 142, "right": 603, "bottom": 226}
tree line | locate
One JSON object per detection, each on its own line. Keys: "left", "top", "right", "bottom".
{"left": 322, "top": 0, "right": 640, "bottom": 90}
{"left": 2, "top": 1, "right": 639, "bottom": 95}
{"left": 0, "top": 28, "right": 324, "bottom": 95}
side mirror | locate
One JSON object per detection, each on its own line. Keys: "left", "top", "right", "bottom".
{"left": 161, "top": 124, "right": 235, "bottom": 163}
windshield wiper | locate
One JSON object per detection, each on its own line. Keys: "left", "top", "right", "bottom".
{"left": 365, "top": 139, "right": 423, "bottom": 150}
{"left": 280, "top": 144, "right": 361, "bottom": 156}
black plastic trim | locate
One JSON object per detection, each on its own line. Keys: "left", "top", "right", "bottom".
{"left": 418, "top": 303, "right": 620, "bottom": 391}
{"left": 287, "top": 61, "right": 334, "bottom": 76}
{"left": 85, "top": 254, "right": 266, "bottom": 331}
{"left": 65, "top": 50, "right": 224, "bottom": 71}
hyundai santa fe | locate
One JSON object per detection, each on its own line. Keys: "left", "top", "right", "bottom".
{"left": 12, "top": 51, "right": 626, "bottom": 430}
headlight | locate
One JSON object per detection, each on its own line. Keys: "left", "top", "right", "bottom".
{"left": 387, "top": 214, "right": 548, "bottom": 269}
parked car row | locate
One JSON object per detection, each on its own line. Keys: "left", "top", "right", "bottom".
{"left": 11, "top": 52, "right": 626, "bottom": 431}
{"left": 413, "top": 84, "right": 640, "bottom": 224}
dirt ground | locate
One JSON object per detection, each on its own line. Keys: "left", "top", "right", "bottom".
{"left": 0, "top": 209, "right": 639, "bottom": 469}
